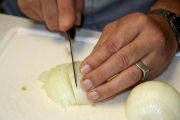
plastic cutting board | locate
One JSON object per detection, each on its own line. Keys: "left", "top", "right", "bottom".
{"left": 0, "top": 27, "right": 180, "bottom": 120}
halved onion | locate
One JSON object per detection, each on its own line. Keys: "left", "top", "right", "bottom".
{"left": 38, "top": 62, "right": 91, "bottom": 106}
{"left": 125, "top": 81, "right": 180, "bottom": 120}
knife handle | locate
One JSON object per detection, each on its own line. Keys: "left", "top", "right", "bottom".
{"left": 68, "top": 27, "right": 76, "bottom": 39}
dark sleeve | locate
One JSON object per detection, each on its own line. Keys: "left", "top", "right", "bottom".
{"left": 2, "top": 0, "right": 26, "bottom": 17}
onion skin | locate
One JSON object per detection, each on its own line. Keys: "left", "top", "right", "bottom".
{"left": 125, "top": 81, "right": 180, "bottom": 120}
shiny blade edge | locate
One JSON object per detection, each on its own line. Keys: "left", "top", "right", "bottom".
{"left": 65, "top": 31, "right": 77, "bottom": 87}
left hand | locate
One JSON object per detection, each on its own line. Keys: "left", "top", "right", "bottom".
{"left": 80, "top": 12, "right": 178, "bottom": 102}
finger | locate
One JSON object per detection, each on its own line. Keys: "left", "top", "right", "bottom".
{"left": 81, "top": 31, "right": 154, "bottom": 90}
{"left": 18, "top": 0, "right": 43, "bottom": 21}
{"left": 87, "top": 47, "right": 172, "bottom": 102}
{"left": 41, "top": 0, "right": 59, "bottom": 31}
{"left": 75, "top": 0, "right": 84, "bottom": 25}
{"left": 91, "top": 21, "right": 118, "bottom": 53}
{"left": 79, "top": 22, "right": 117, "bottom": 75}
{"left": 99, "top": 94, "right": 117, "bottom": 102}
{"left": 140, "top": 50, "right": 171, "bottom": 79}
{"left": 79, "top": 22, "right": 116, "bottom": 74}
{"left": 80, "top": 20, "right": 143, "bottom": 74}
{"left": 57, "top": 0, "right": 76, "bottom": 31}
{"left": 87, "top": 65, "right": 142, "bottom": 102}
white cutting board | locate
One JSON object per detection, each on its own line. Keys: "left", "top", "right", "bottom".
{"left": 0, "top": 27, "right": 179, "bottom": 120}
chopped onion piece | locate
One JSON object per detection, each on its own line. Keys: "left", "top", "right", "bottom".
{"left": 38, "top": 62, "right": 91, "bottom": 106}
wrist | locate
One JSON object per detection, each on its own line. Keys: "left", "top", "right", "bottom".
{"left": 147, "top": 13, "right": 178, "bottom": 55}
{"left": 150, "top": 0, "right": 180, "bottom": 15}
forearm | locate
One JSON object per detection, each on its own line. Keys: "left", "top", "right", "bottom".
{"left": 150, "top": 0, "right": 180, "bottom": 14}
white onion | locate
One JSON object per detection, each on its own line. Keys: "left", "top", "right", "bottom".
{"left": 125, "top": 81, "right": 180, "bottom": 120}
{"left": 38, "top": 62, "right": 91, "bottom": 106}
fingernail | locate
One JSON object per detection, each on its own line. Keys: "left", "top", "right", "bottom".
{"left": 75, "top": 12, "right": 81, "bottom": 26}
{"left": 80, "top": 64, "right": 91, "bottom": 74}
{"left": 88, "top": 91, "right": 99, "bottom": 100}
{"left": 81, "top": 79, "right": 92, "bottom": 90}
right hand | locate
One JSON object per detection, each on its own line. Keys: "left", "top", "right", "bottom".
{"left": 18, "top": 0, "right": 84, "bottom": 31}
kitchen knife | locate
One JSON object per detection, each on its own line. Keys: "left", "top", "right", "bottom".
{"left": 64, "top": 27, "right": 77, "bottom": 87}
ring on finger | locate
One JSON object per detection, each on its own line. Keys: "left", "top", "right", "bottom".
{"left": 136, "top": 61, "right": 150, "bottom": 81}
{"left": 107, "top": 74, "right": 119, "bottom": 82}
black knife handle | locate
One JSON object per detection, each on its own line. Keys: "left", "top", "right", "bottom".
{"left": 69, "top": 27, "right": 76, "bottom": 40}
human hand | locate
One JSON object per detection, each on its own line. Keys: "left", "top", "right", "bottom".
{"left": 18, "top": 0, "right": 84, "bottom": 31}
{"left": 80, "top": 12, "right": 178, "bottom": 102}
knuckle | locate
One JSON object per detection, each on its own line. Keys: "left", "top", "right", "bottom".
{"left": 103, "top": 22, "right": 113, "bottom": 30}
{"left": 103, "top": 24, "right": 110, "bottom": 31}
{"left": 46, "top": 9, "right": 57, "bottom": 20}
{"left": 18, "top": 0, "right": 28, "bottom": 10}
{"left": 104, "top": 85, "right": 117, "bottom": 96}
{"left": 151, "top": 29, "right": 166, "bottom": 48}
{"left": 104, "top": 39, "right": 119, "bottom": 54}
{"left": 85, "top": 56, "right": 104, "bottom": 70}
{"left": 18, "top": 0, "right": 43, "bottom": 21}
{"left": 91, "top": 66, "right": 114, "bottom": 87}
{"left": 45, "top": 13, "right": 59, "bottom": 31}
{"left": 61, "top": 5, "right": 74, "bottom": 14}
{"left": 128, "top": 42, "right": 139, "bottom": 55}
{"left": 95, "top": 71, "right": 108, "bottom": 84}
{"left": 134, "top": 12, "right": 149, "bottom": 24}
{"left": 155, "top": 30, "right": 165, "bottom": 41}
{"left": 156, "top": 33, "right": 165, "bottom": 46}
{"left": 86, "top": 72, "right": 105, "bottom": 87}
{"left": 92, "top": 54, "right": 104, "bottom": 65}
{"left": 102, "top": 20, "right": 117, "bottom": 34}
{"left": 115, "top": 53, "right": 129, "bottom": 68}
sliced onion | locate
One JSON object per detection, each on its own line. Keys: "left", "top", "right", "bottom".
{"left": 38, "top": 62, "right": 91, "bottom": 106}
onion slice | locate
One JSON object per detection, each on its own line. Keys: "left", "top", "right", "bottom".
{"left": 38, "top": 62, "right": 91, "bottom": 106}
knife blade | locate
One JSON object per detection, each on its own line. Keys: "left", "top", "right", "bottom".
{"left": 64, "top": 27, "right": 77, "bottom": 87}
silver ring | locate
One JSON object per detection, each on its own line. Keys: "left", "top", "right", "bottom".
{"left": 136, "top": 61, "right": 150, "bottom": 81}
